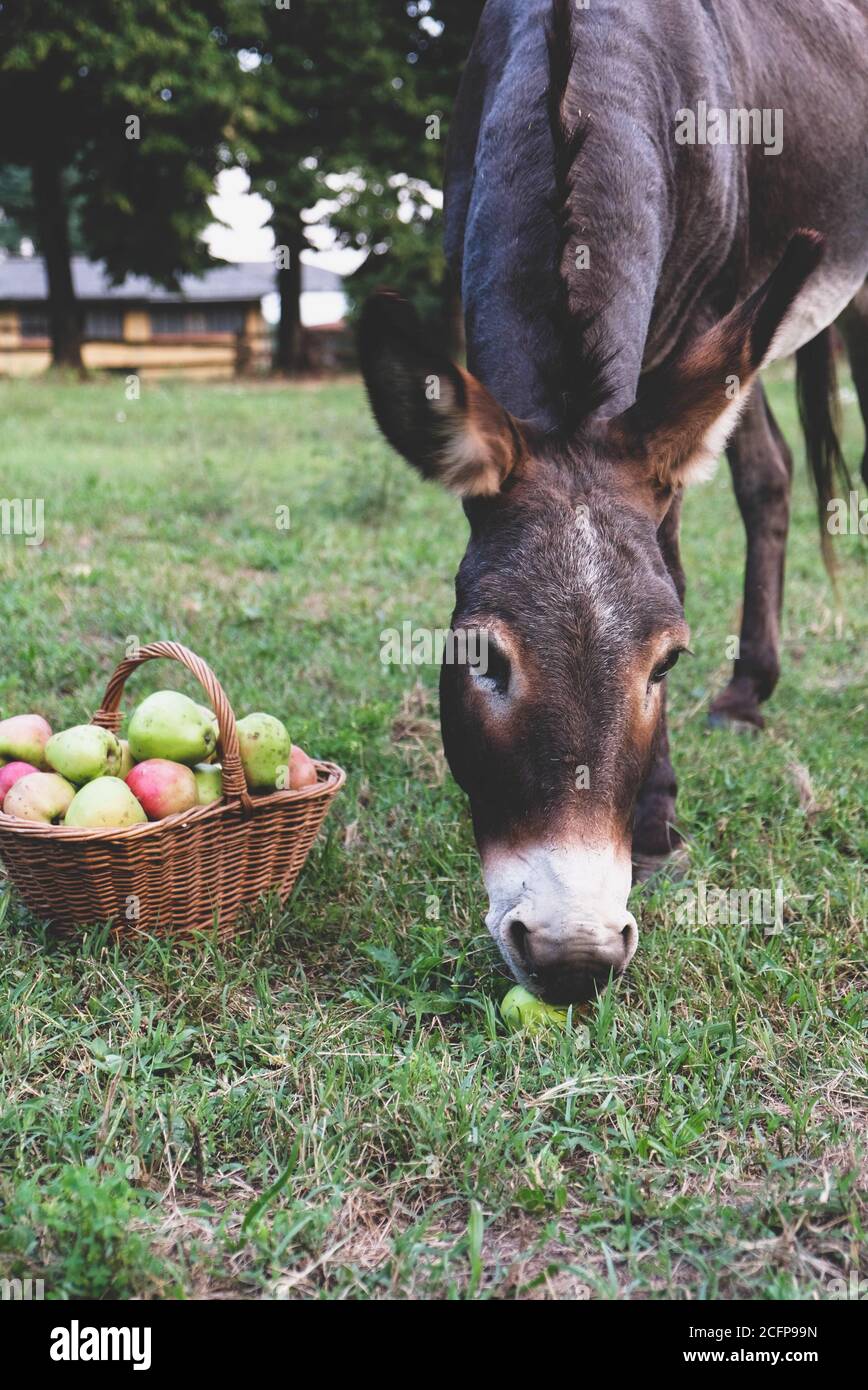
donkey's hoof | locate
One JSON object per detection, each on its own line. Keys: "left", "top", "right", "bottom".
{"left": 707, "top": 708, "right": 763, "bottom": 734}
{"left": 708, "top": 678, "right": 767, "bottom": 733}
{"left": 632, "top": 844, "right": 690, "bottom": 886}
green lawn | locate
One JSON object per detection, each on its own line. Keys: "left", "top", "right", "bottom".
{"left": 0, "top": 369, "right": 865, "bottom": 1300}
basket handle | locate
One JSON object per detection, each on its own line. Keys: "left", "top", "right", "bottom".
{"left": 92, "top": 641, "right": 253, "bottom": 808}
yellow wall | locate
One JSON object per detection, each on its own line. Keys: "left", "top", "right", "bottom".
{"left": 1, "top": 348, "right": 49, "bottom": 376}
{"left": 123, "top": 308, "right": 150, "bottom": 341}
{"left": 0, "top": 312, "right": 19, "bottom": 349}
{"left": 0, "top": 304, "right": 267, "bottom": 378}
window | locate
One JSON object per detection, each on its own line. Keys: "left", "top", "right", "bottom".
{"left": 149, "top": 305, "right": 244, "bottom": 335}
{"left": 19, "top": 309, "right": 49, "bottom": 339}
{"left": 84, "top": 308, "right": 124, "bottom": 340}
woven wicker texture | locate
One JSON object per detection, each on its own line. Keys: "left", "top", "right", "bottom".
{"left": 0, "top": 642, "right": 345, "bottom": 938}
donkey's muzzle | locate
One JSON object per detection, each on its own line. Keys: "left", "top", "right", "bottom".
{"left": 482, "top": 840, "right": 639, "bottom": 1005}
{"left": 507, "top": 914, "right": 638, "bottom": 1005}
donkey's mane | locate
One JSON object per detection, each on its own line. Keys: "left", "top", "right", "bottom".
{"left": 544, "top": 0, "right": 620, "bottom": 427}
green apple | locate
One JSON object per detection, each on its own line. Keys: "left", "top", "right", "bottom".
{"left": 500, "top": 986, "right": 568, "bottom": 1033}
{"left": 64, "top": 777, "right": 148, "bottom": 828}
{"left": 195, "top": 704, "right": 220, "bottom": 760}
{"left": 193, "top": 761, "right": 223, "bottom": 805}
{"left": 45, "top": 725, "right": 122, "bottom": 784}
{"left": 127, "top": 690, "right": 217, "bottom": 766}
{"left": 236, "top": 713, "right": 291, "bottom": 791}
{"left": 3, "top": 771, "right": 76, "bottom": 823}
{"left": 0, "top": 713, "right": 53, "bottom": 768}
{"left": 118, "top": 739, "right": 135, "bottom": 778}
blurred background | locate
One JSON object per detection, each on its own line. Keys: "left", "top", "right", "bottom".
{"left": 0, "top": 0, "right": 486, "bottom": 379}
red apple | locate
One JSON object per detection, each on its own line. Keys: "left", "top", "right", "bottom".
{"left": 126, "top": 759, "right": 198, "bottom": 820}
{"left": 0, "top": 761, "right": 40, "bottom": 803}
{"left": 289, "top": 744, "right": 318, "bottom": 790}
{"left": 0, "top": 714, "right": 52, "bottom": 767}
{"left": 3, "top": 772, "right": 76, "bottom": 824}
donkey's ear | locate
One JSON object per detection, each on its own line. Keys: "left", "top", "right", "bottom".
{"left": 609, "top": 231, "right": 825, "bottom": 490}
{"left": 358, "top": 290, "right": 525, "bottom": 497}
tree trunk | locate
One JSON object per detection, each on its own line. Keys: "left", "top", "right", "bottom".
{"left": 273, "top": 223, "right": 308, "bottom": 375}
{"left": 31, "top": 156, "right": 82, "bottom": 371}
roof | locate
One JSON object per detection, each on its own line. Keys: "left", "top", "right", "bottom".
{"left": 0, "top": 256, "right": 342, "bottom": 302}
{"left": 301, "top": 263, "right": 342, "bottom": 293}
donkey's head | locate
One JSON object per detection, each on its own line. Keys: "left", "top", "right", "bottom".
{"left": 360, "top": 233, "right": 822, "bottom": 1003}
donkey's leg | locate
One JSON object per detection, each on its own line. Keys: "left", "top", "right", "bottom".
{"left": 709, "top": 383, "right": 792, "bottom": 731}
{"left": 838, "top": 282, "right": 868, "bottom": 488}
{"left": 633, "top": 491, "right": 685, "bottom": 865}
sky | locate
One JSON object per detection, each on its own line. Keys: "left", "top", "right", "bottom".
{"left": 204, "top": 167, "right": 364, "bottom": 326}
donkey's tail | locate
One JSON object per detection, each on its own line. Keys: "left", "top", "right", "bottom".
{"left": 795, "top": 327, "right": 852, "bottom": 575}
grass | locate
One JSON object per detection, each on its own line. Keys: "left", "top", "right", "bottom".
{"left": 0, "top": 368, "right": 865, "bottom": 1300}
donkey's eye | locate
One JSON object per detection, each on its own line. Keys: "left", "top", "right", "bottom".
{"left": 649, "top": 649, "right": 682, "bottom": 686}
{"left": 469, "top": 640, "right": 511, "bottom": 696}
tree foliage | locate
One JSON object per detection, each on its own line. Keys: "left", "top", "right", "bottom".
{"left": 234, "top": 0, "right": 484, "bottom": 366}
{"left": 0, "top": 0, "right": 248, "bottom": 364}
{"left": 0, "top": 0, "right": 485, "bottom": 369}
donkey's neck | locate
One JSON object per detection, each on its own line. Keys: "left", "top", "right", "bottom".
{"left": 451, "top": 0, "right": 742, "bottom": 425}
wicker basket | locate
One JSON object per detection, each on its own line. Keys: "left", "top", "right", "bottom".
{"left": 0, "top": 641, "right": 345, "bottom": 939}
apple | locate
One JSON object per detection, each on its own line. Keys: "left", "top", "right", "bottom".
{"left": 236, "top": 712, "right": 291, "bottom": 791}
{"left": 195, "top": 704, "right": 220, "bottom": 759}
{"left": 193, "top": 762, "right": 223, "bottom": 805}
{"left": 126, "top": 759, "right": 198, "bottom": 820}
{"left": 0, "top": 714, "right": 52, "bottom": 768}
{"left": 3, "top": 771, "right": 76, "bottom": 824}
{"left": 500, "top": 986, "right": 568, "bottom": 1033}
{"left": 118, "top": 739, "right": 135, "bottom": 779}
{"left": 45, "top": 725, "right": 122, "bottom": 784}
{"left": 288, "top": 744, "right": 318, "bottom": 790}
{"left": 0, "top": 761, "right": 40, "bottom": 803}
{"left": 127, "top": 690, "right": 217, "bottom": 765}
{"left": 64, "top": 777, "right": 147, "bottom": 828}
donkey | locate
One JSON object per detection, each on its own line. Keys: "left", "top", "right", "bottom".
{"left": 360, "top": 0, "right": 868, "bottom": 1004}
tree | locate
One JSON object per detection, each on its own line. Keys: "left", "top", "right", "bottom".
{"left": 329, "top": 1, "right": 485, "bottom": 355}
{"left": 233, "top": 1, "right": 420, "bottom": 373}
{"left": 0, "top": 0, "right": 248, "bottom": 368}
{"left": 236, "top": 0, "right": 484, "bottom": 372}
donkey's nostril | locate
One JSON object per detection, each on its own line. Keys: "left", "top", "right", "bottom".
{"left": 620, "top": 918, "right": 639, "bottom": 965}
{"left": 508, "top": 919, "right": 532, "bottom": 969}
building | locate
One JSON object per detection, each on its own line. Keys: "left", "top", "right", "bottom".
{"left": 0, "top": 256, "right": 346, "bottom": 379}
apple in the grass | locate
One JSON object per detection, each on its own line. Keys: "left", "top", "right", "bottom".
{"left": 288, "top": 744, "right": 318, "bottom": 790}
{"left": 127, "top": 690, "right": 217, "bottom": 765}
{"left": 3, "top": 772, "right": 76, "bottom": 824}
{"left": 45, "top": 725, "right": 122, "bottom": 784}
{"left": 64, "top": 777, "right": 147, "bottom": 828}
{"left": 236, "top": 713, "right": 291, "bottom": 791}
{"left": 0, "top": 714, "right": 52, "bottom": 768}
{"left": 126, "top": 759, "right": 198, "bottom": 820}
{"left": 193, "top": 762, "right": 222, "bottom": 805}
{"left": 0, "top": 761, "right": 40, "bottom": 803}
{"left": 500, "top": 986, "right": 568, "bottom": 1033}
